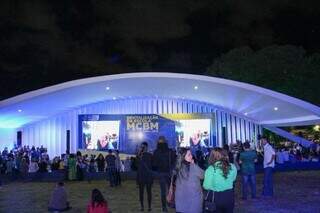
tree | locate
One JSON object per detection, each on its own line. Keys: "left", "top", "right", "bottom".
{"left": 206, "top": 45, "right": 320, "bottom": 105}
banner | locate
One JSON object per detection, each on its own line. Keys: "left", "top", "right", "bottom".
{"left": 124, "top": 115, "right": 176, "bottom": 153}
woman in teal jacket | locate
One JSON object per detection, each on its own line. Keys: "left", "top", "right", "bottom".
{"left": 203, "top": 147, "right": 237, "bottom": 213}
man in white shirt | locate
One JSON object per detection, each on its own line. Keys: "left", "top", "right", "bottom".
{"left": 262, "top": 137, "right": 275, "bottom": 197}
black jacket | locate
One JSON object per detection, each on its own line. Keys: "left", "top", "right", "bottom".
{"left": 152, "top": 143, "right": 176, "bottom": 173}
{"left": 137, "top": 152, "right": 153, "bottom": 184}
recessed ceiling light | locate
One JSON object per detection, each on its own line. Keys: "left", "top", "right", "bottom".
{"left": 106, "top": 86, "right": 110, "bottom": 91}
{"left": 194, "top": 86, "right": 198, "bottom": 90}
{"left": 274, "top": 107, "right": 278, "bottom": 111}
{"left": 244, "top": 112, "right": 248, "bottom": 116}
{"left": 112, "top": 97, "right": 116, "bottom": 100}
{"left": 18, "top": 109, "right": 22, "bottom": 112}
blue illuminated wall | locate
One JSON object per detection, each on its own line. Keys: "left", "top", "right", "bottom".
{"left": 19, "top": 97, "right": 261, "bottom": 157}
{"left": 0, "top": 128, "right": 16, "bottom": 151}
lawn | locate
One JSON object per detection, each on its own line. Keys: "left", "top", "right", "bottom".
{"left": 0, "top": 171, "right": 319, "bottom": 213}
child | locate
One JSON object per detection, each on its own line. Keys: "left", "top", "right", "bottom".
{"left": 87, "top": 189, "right": 109, "bottom": 213}
{"left": 48, "top": 182, "right": 71, "bottom": 212}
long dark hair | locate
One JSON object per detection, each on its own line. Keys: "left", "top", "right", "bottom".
{"left": 138, "top": 142, "right": 148, "bottom": 158}
{"left": 208, "top": 147, "right": 231, "bottom": 179}
{"left": 175, "top": 148, "right": 191, "bottom": 179}
{"left": 91, "top": 188, "right": 107, "bottom": 207}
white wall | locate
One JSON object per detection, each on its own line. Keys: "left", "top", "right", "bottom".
{"left": 0, "top": 128, "right": 16, "bottom": 151}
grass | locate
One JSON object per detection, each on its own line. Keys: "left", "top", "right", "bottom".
{"left": 0, "top": 171, "right": 320, "bottom": 213}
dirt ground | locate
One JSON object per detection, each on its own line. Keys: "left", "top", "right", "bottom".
{"left": 0, "top": 171, "right": 319, "bottom": 213}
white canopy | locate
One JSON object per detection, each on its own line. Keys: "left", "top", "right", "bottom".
{"left": 0, "top": 72, "right": 319, "bottom": 128}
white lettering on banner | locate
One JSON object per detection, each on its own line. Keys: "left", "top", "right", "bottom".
{"left": 150, "top": 122, "right": 158, "bottom": 130}
{"left": 126, "top": 115, "right": 159, "bottom": 132}
{"left": 127, "top": 122, "right": 135, "bottom": 130}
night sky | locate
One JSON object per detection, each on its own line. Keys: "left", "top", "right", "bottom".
{"left": 1, "top": 1, "right": 320, "bottom": 104}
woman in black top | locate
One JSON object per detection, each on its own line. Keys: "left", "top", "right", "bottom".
{"left": 96, "top": 154, "right": 105, "bottom": 172}
{"left": 137, "top": 142, "right": 153, "bottom": 212}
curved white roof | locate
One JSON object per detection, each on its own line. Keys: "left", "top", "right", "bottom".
{"left": 0, "top": 72, "right": 319, "bottom": 128}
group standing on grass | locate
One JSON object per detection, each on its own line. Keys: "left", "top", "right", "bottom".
{"left": 136, "top": 135, "right": 275, "bottom": 213}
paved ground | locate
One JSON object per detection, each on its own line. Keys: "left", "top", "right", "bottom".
{"left": 0, "top": 171, "right": 319, "bottom": 213}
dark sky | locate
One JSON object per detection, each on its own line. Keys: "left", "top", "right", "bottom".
{"left": 1, "top": 0, "right": 320, "bottom": 101}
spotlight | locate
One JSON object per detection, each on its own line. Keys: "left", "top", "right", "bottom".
{"left": 274, "top": 107, "right": 278, "bottom": 111}
{"left": 112, "top": 97, "right": 116, "bottom": 100}
{"left": 18, "top": 109, "right": 22, "bottom": 112}
{"left": 106, "top": 86, "right": 110, "bottom": 91}
{"left": 137, "top": 132, "right": 144, "bottom": 140}
{"left": 194, "top": 86, "right": 198, "bottom": 90}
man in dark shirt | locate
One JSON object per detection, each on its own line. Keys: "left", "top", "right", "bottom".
{"left": 239, "top": 142, "right": 258, "bottom": 200}
{"left": 105, "top": 149, "right": 116, "bottom": 187}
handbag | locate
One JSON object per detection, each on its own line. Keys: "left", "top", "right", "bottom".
{"left": 166, "top": 175, "right": 176, "bottom": 208}
{"left": 204, "top": 190, "right": 216, "bottom": 212}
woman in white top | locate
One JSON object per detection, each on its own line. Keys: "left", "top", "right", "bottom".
{"left": 28, "top": 160, "right": 39, "bottom": 173}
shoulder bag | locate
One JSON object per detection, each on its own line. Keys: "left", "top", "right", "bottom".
{"left": 204, "top": 190, "right": 216, "bottom": 212}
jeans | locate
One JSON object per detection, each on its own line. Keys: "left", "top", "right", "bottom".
{"left": 241, "top": 174, "right": 256, "bottom": 199}
{"left": 262, "top": 167, "right": 273, "bottom": 196}
{"left": 158, "top": 173, "right": 171, "bottom": 210}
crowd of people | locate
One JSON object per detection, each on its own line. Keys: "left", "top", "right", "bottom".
{"left": 0, "top": 145, "right": 51, "bottom": 179}
{"left": 0, "top": 145, "right": 132, "bottom": 183}
{"left": 275, "top": 143, "right": 320, "bottom": 164}
{"left": 1, "top": 135, "right": 319, "bottom": 212}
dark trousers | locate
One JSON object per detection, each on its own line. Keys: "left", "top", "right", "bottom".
{"left": 215, "top": 189, "right": 234, "bottom": 213}
{"left": 263, "top": 167, "right": 273, "bottom": 196}
{"left": 87, "top": 171, "right": 95, "bottom": 183}
{"left": 77, "top": 167, "right": 84, "bottom": 181}
{"left": 241, "top": 174, "right": 256, "bottom": 199}
{"left": 115, "top": 170, "right": 121, "bottom": 186}
{"left": 107, "top": 168, "right": 117, "bottom": 187}
{"left": 158, "top": 173, "right": 171, "bottom": 209}
{"left": 98, "top": 166, "right": 104, "bottom": 172}
{"left": 204, "top": 189, "right": 234, "bottom": 213}
{"left": 48, "top": 202, "right": 71, "bottom": 212}
{"left": 139, "top": 182, "right": 152, "bottom": 208}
